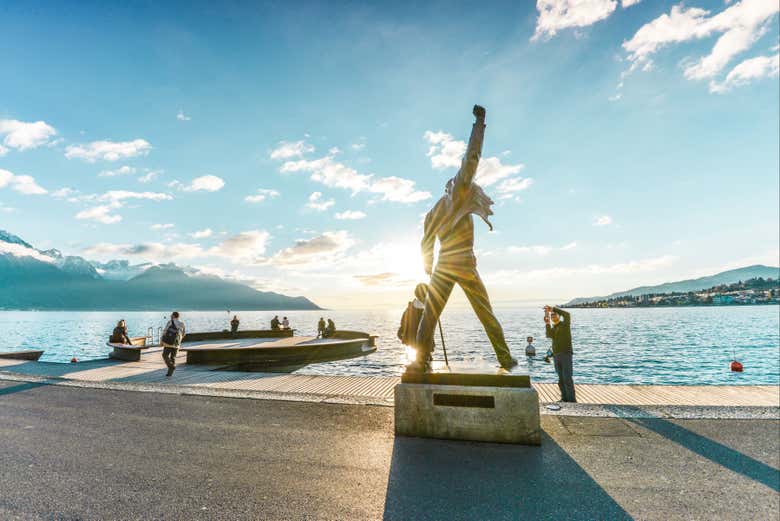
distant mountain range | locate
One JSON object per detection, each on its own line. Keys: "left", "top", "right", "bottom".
{"left": 565, "top": 265, "right": 780, "bottom": 306}
{"left": 0, "top": 230, "right": 320, "bottom": 311}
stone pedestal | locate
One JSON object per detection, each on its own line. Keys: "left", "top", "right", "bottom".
{"left": 394, "top": 364, "right": 541, "bottom": 445}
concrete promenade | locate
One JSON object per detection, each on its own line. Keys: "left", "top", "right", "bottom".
{"left": 1, "top": 352, "right": 778, "bottom": 410}
{"left": 1, "top": 379, "right": 778, "bottom": 520}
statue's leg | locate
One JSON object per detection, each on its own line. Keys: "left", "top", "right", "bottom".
{"left": 415, "top": 267, "right": 456, "bottom": 362}
{"left": 458, "top": 269, "right": 513, "bottom": 365}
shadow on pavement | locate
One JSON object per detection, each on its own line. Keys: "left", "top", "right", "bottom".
{"left": 382, "top": 432, "right": 631, "bottom": 521}
{"left": 609, "top": 406, "right": 780, "bottom": 493}
{"left": 0, "top": 381, "right": 48, "bottom": 396}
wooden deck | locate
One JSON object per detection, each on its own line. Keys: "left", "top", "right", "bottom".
{"left": 0, "top": 353, "right": 777, "bottom": 407}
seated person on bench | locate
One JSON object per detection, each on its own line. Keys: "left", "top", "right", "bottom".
{"left": 109, "top": 319, "right": 132, "bottom": 345}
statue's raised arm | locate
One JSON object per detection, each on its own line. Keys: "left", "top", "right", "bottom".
{"left": 453, "top": 105, "right": 486, "bottom": 191}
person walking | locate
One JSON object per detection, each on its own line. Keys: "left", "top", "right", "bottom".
{"left": 161, "top": 312, "right": 185, "bottom": 377}
{"left": 398, "top": 283, "right": 429, "bottom": 357}
{"left": 545, "top": 305, "right": 576, "bottom": 402}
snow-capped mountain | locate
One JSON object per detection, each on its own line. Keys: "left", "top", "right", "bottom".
{"left": 0, "top": 229, "right": 319, "bottom": 310}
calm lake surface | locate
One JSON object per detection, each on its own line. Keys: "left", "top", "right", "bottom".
{"left": 0, "top": 306, "right": 778, "bottom": 385}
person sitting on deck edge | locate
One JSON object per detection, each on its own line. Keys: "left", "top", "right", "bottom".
{"left": 230, "top": 315, "right": 240, "bottom": 335}
{"left": 282, "top": 316, "right": 290, "bottom": 330}
{"left": 545, "top": 305, "right": 576, "bottom": 402}
{"left": 161, "top": 312, "right": 186, "bottom": 377}
{"left": 270, "top": 315, "right": 281, "bottom": 330}
{"left": 109, "top": 319, "right": 132, "bottom": 345}
{"left": 324, "top": 319, "right": 336, "bottom": 338}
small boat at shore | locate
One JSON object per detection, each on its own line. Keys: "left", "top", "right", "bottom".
{"left": 0, "top": 349, "right": 44, "bottom": 361}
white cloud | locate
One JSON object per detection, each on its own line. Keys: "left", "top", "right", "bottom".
{"left": 281, "top": 155, "right": 372, "bottom": 193}
{"left": 532, "top": 0, "right": 619, "bottom": 41}
{"left": 76, "top": 205, "right": 123, "bottom": 224}
{"left": 369, "top": 176, "right": 431, "bottom": 203}
{"left": 306, "top": 191, "right": 335, "bottom": 211}
{"left": 0, "top": 144, "right": 7, "bottom": 156}
{"left": 475, "top": 157, "right": 525, "bottom": 187}
{"left": 0, "top": 202, "right": 15, "bottom": 213}
{"left": 101, "top": 190, "right": 172, "bottom": 203}
{"left": 83, "top": 242, "right": 204, "bottom": 261}
{"left": 497, "top": 177, "right": 534, "bottom": 195}
{"left": 508, "top": 241, "right": 578, "bottom": 255}
{"left": 710, "top": 52, "right": 779, "bottom": 92}
{"left": 138, "top": 169, "right": 161, "bottom": 183}
{"left": 351, "top": 142, "right": 366, "bottom": 151}
{"left": 171, "top": 175, "right": 225, "bottom": 192}
{"left": 335, "top": 210, "right": 367, "bottom": 220}
{"left": 0, "top": 169, "right": 48, "bottom": 195}
{"left": 207, "top": 230, "right": 270, "bottom": 262}
{"left": 622, "top": 0, "right": 779, "bottom": 87}
{"left": 65, "top": 139, "right": 152, "bottom": 162}
{"left": 73, "top": 190, "right": 171, "bottom": 224}
{"left": 98, "top": 165, "right": 136, "bottom": 177}
{"left": 176, "top": 110, "right": 191, "bottom": 121}
{"left": 424, "top": 130, "right": 467, "bottom": 169}
{"left": 150, "top": 223, "right": 174, "bottom": 230}
{"left": 0, "top": 241, "right": 57, "bottom": 263}
{"left": 244, "top": 188, "right": 280, "bottom": 203}
{"left": 270, "top": 140, "right": 315, "bottom": 160}
{"left": 51, "top": 187, "right": 76, "bottom": 198}
{"left": 0, "top": 119, "right": 57, "bottom": 151}
{"left": 594, "top": 215, "right": 613, "bottom": 226}
{"left": 268, "top": 231, "right": 354, "bottom": 268}
{"left": 278, "top": 145, "right": 431, "bottom": 204}
{"left": 486, "top": 256, "right": 678, "bottom": 288}
{"left": 190, "top": 228, "right": 213, "bottom": 239}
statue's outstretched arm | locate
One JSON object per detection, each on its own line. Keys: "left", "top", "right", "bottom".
{"left": 454, "top": 105, "right": 486, "bottom": 190}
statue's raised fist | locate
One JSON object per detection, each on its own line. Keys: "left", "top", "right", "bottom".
{"left": 472, "top": 105, "right": 486, "bottom": 119}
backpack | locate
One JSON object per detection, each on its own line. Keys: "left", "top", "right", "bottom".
{"left": 397, "top": 301, "right": 422, "bottom": 346}
{"left": 161, "top": 321, "right": 180, "bottom": 346}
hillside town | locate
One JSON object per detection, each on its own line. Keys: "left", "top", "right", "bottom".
{"left": 568, "top": 277, "right": 780, "bottom": 308}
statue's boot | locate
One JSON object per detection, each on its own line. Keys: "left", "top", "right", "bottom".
{"left": 499, "top": 357, "right": 518, "bottom": 370}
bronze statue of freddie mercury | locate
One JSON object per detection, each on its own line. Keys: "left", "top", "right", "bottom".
{"left": 408, "top": 105, "right": 517, "bottom": 372}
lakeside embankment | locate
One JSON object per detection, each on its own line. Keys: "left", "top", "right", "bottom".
{"left": 1, "top": 379, "right": 778, "bottom": 520}
{"left": 2, "top": 306, "right": 779, "bottom": 384}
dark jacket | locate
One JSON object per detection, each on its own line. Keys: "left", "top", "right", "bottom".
{"left": 545, "top": 307, "right": 572, "bottom": 355}
{"left": 110, "top": 326, "right": 131, "bottom": 345}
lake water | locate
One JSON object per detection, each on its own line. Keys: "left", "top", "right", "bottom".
{"left": 0, "top": 306, "right": 778, "bottom": 385}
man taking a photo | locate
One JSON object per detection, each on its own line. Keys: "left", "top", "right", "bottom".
{"left": 545, "top": 305, "right": 576, "bottom": 402}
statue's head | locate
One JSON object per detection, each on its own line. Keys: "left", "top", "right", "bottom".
{"left": 414, "top": 283, "right": 428, "bottom": 301}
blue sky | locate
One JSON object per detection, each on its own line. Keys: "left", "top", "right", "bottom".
{"left": 1, "top": 0, "right": 778, "bottom": 308}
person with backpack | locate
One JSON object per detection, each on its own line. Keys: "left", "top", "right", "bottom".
{"left": 397, "top": 284, "right": 429, "bottom": 357}
{"left": 161, "top": 311, "right": 186, "bottom": 377}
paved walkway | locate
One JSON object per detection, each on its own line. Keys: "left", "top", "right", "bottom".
{"left": 1, "top": 352, "right": 777, "bottom": 408}
{"left": 1, "top": 381, "right": 778, "bottom": 520}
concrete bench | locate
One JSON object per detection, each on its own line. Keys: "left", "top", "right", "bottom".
{"left": 107, "top": 337, "right": 151, "bottom": 362}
